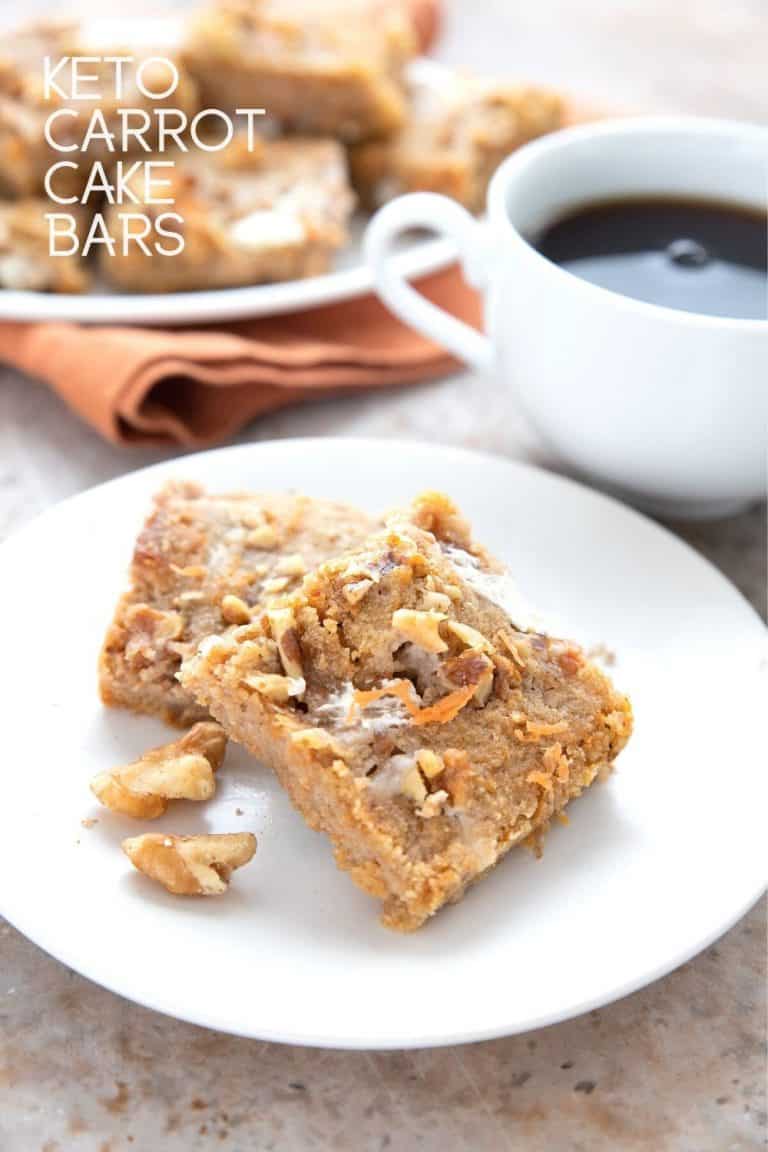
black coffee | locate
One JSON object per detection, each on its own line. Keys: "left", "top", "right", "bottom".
{"left": 533, "top": 197, "right": 767, "bottom": 320}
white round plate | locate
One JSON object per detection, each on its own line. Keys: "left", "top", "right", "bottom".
{"left": 0, "top": 224, "right": 456, "bottom": 326}
{"left": 0, "top": 439, "right": 764, "bottom": 1048}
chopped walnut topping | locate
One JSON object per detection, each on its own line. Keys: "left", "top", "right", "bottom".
{"left": 240, "top": 508, "right": 269, "bottom": 529}
{"left": 232, "top": 636, "right": 275, "bottom": 667}
{"left": 391, "top": 608, "right": 448, "bottom": 653}
{"left": 444, "top": 620, "right": 493, "bottom": 654}
{"left": 290, "top": 728, "right": 347, "bottom": 758}
{"left": 266, "top": 607, "right": 304, "bottom": 680}
{"left": 122, "top": 832, "right": 256, "bottom": 896}
{"left": 123, "top": 605, "right": 183, "bottom": 660}
{"left": 275, "top": 553, "right": 306, "bottom": 577}
{"left": 342, "top": 578, "right": 374, "bottom": 605}
{"left": 443, "top": 651, "right": 494, "bottom": 705}
{"left": 263, "top": 575, "right": 291, "bottom": 595}
{"left": 196, "top": 634, "right": 235, "bottom": 664}
{"left": 340, "top": 559, "right": 380, "bottom": 583}
{"left": 498, "top": 630, "right": 530, "bottom": 668}
{"left": 473, "top": 664, "right": 494, "bottom": 706}
{"left": 245, "top": 672, "right": 306, "bottom": 703}
{"left": 416, "top": 749, "right": 444, "bottom": 780}
{"left": 169, "top": 563, "right": 208, "bottom": 581}
{"left": 422, "top": 589, "right": 452, "bottom": 612}
{"left": 246, "top": 524, "right": 278, "bottom": 549}
{"left": 418, "top": 789, "right": 449, "bottom": 819}
{"left": 221, "top": 594, "right": 252, "bottom": 625}
{"left": 441, "top": 749, "right": 473, "bottom": 808}
{"left": 177, "top": 589, "right": 205, "bottom": 604}
{"left": 90, "top": 722, "right": 227, "bottom": 820}
{"left": 400, "top": 764, "right": 428, "bottom": 804}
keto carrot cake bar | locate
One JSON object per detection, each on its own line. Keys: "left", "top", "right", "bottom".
{"left": 0, "top": 200, "right": 89, "bottom": 293}
{"left": 100, "top": 137, "right": 355, "bottom": 293}
{"left": 0, "top": 18, "right": 198, "bottom": 200}
{"left": 183, "top": 0, "right": 416, "bottom": 141}
{"left": 99, "top": 482, "right": 374, "bottom": 726}
{"left": 180, "top": 492, "right": 633, "bottom": 930}
{"left": 349, "top": 67, "right": 564, "bottom": 212}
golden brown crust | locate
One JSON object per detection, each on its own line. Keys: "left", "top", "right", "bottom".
{"left": 0, "top": 19, "right": 198, "bottom": 199}
{"left": 0, "top": 200, "right": 90, "bottom": 294}
{"left": 100, "top": 138, "right": 355, "bottom": 294}
{"left": 349, "top": 70, "right": 564, "bottom": 212}
{"left": 180, "top": 491, "right": 633, "bottom": 930}
{"left": 99, "top": 482, "right": 374, "bottom": 726}
{"left": 183, "top": 0, "right": 417, "bottom": 142}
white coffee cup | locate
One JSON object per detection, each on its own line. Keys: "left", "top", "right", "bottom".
{"left": 364, "top": 116, "right": 767, "bottom": 519}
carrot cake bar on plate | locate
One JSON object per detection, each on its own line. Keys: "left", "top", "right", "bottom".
{"left": 0, "top": 18, "right": 198, "bottom": 200}
{"left": 99, "top": 482, "right": 374, "bottom": 726}
{"left": 350, "top": 65, "right": 564, "bottom": 212}
{"left": 0, "top": 200, "right": 89, "bottom": 293}
{"left": 100, "top": 137, "right": 355, "bottom": 292}
{"left": 183, "top": 0, "right": 416, "bottom": 141}
{"left": 180, "top": 492, "right": 632, "bottom": 929}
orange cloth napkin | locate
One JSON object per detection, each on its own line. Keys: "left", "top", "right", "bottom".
{"left": 0, "top": 270, "right": 480, "bottom": 446}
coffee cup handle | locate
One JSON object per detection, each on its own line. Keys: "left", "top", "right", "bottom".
{"left": 364, "top": 193, "right": 495, "bottom": 372}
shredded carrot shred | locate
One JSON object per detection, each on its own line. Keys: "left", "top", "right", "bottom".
{"left": 526, "top": 770, "right": 554, "bottom": 793}
{"left": 409, "top": 685, "right": 476, "bottom": 726}
{"left": 350, "top": 679, "right": 475, "bottom": 727}
{"left": 526, "top": 719, "right": 568, "bottom": 737}
{"left": 349, "top": 680, "right": 418, "bottom": 720}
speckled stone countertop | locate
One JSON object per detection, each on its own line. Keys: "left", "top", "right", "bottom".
{"left": 1, "top": 1, "right": 766, "bottom": 1148}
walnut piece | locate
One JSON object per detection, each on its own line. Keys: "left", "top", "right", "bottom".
{"left": 291, "top": 727, "right": 347, "bottom": 758}
{"left": 441, "top": 748, "right": 473, "bottom": 808}
{"left": 392, "top": 608, "right": 448, "bottom": 653}
{"left": 90, "top": 722, "right": 227, "bottom": 820}
{"left": 123, "top": 605, "right": 184, "bottom": 662}
{"left": 422, "top": 589, "right": 452, "bottom": 612}
{"left": 221, "top": 594, "right": 252, "bottom": 624}
{"left": 498, "top": 630, "right": 530, "bottom": 668}
{"left": 123, "top": 832, "right": 256, "bottom": 895}
{"left": 443, "top": 651, "right": 495, "bottom": 704}
{"left": 266, "top": 607, "right": 304, "bottom": 679}
{"left": 275, "top": 553, "right": 306, "bottom": 577}
{"left": 246, "top": 523, "right": 278, "bottom": 549}
{"left": 342, "top": 578, "right": 374, "bottom": 605}
{"left": 400, "top": 763, "right": 428, "bottom": 804}
{"left": 418, "top": 789, "right": 449, "bottom": 819}
{"left": 444, "top": 620, "right": 494, "bottom": 654}
{"left": 416, "top": 749, "right": 444, "bottom": 780}
{"left": 263, "top": 576, "right": 291, "bottom": 594}
{"left": 245, "top": 672, "right": 306, "bottom": 703}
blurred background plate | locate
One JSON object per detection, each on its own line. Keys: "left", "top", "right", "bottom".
{"left": 0, "top": 207, "right": 458, "bottom": 325}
